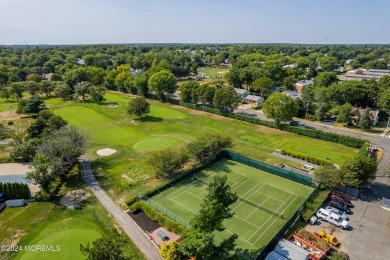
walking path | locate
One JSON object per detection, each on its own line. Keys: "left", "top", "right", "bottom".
{"left": 80, "top": 155, "right": 162, "bottom": 260}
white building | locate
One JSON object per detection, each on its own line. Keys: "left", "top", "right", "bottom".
{"left": 243, "top": 95, "right": 264, "bottom": 107}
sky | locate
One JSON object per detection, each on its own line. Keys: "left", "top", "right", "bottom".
{"left": 0, "top": 0, "right": 389, "bottom": 45}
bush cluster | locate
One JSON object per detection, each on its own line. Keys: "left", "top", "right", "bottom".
{"left": 301, "top": 188, "right": 330, "bottom": 222}
{"left": 130, "top": 201, "right": 189, "bottom": 235}
{"left": 280, "top": 149, "right": 333, "bottom": 166}
{"left": 178, "top": 101, "right": 365, "bottom": 148}
{"left": 0, "top": 182, "right": 31, "bottom": 200}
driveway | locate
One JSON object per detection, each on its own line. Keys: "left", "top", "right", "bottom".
{"left": 80, "top": 156, "right": 162, "bottom": 260}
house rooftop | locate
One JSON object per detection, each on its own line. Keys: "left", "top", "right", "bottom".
{"left": 245, "top": 95, "right": 263, "bottom": 101}
{"left": 283, "top": 90, "right": 302, "bottom": 99}
{"left": 234, "top": 88, "right": 249, "bottom": 94}
{"left": 295, "top": 79, "right": 313, "bottom": 87}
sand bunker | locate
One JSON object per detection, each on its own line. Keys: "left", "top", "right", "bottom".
{"left": 60, "top": 189, "right": 90, "bottom": 209}
{"left": 107, "top": 104, "right": 118, "bottom": 107}
{"left": 97, "top": 148, "right": 117, "bottom": 156}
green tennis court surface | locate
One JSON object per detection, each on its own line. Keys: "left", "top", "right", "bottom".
{"left": 148, "top": 158, "right": 314, "bottom": 256}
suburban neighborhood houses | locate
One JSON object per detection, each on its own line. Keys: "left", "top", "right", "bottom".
{"left": 1, "top": 1, "right": 390, "bottom": 260}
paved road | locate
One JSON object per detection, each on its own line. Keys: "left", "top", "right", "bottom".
{"left": 80, "top": 155, "right": 162, "bottom": 260}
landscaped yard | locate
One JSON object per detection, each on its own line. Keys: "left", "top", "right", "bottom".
{"left": 147, "top": 158, "right": 314, "bottom": 258}
{"left": 44, "top": 91, "right": 358, "bottom": 205}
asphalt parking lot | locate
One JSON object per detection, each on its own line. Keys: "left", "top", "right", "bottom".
{"left": 305, "top": 197, "right": 390, "bottom": 260}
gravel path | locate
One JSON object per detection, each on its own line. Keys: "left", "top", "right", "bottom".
{"left": 80, "top": 155, "right": 162, "bottom": 260}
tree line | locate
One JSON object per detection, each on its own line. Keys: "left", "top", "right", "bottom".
{"left": 0, "top": 182, "right": 31, "bottom": 200}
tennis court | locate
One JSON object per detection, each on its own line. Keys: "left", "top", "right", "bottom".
{"left": 147, "top": 158, "right": 314, "bottom": 255}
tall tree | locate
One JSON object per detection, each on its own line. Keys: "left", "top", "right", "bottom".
{"left": 127, "top": 96, "right": 150, "bottom": 117}
{"left": 89, "top": 85, "right": 106, "bottom": 104}
{"left": 340, "top": 157, "right": 377, "bottom": 189}
{"left": 336, "top": 103, "right": 353, "bottom": 125}
{"left": 358, "top": 110, "right": 373, "bottom": 129}
{"left": 313, "top": 72, "right": 338, "bottom": 87}
{"left": 213, "top": 86, "right": 239, "bottom": 111}
{"left": 148, "top": 69, "right": 177, "bottom": 101}
{"left": 251, "top": 77, "right": 274, "bottom": 96}
{"left": 179, "top": 81, "right": 200, "bottom": 103}
{"left": 54, "top": 83, "right": 72, "bottom": 100}
{"left": 262, "top": 92, "right": 298, "bottom": 124}
{"left": 179, "top": 175, "right": 238, "bottom": 259}
{"left": 80, "top": 234, "right": 128, "bottom": 260}
{"left": 75, "top": 82, "right": 92, "bottom": 101}
{"left": 39, "top": 80, "right": 54, "bottom": 97}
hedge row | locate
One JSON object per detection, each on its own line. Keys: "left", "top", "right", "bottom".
{"left": 301, "top": 188, "right": 331, "bottom": 222}
{"left": 178, "top": 101, "right": 365, "bottom": 148}
{"left": 280, "top": 149, "right": 333, "bottom": 166}
{"left": 0, "top": 182, "right": 31, "bottom": 200}
{"left": 130, "top": 201, "right": 189, "bottom": 235}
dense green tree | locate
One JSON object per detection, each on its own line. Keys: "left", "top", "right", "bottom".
{"left": 27, "top": 154, "right": 56, "bottom": 193}
{"left": 0, "top": 86, "right": 11, "bottom": 101}
{"left": 80, "top": 234, "right": 128, "bottom": 260}
{"left": 160, "top": 242, "right": 181, "bottom": 260}
{"left": 10, "top": 138, "right": 41, "bottom": 162}
{"left": 187, "top": 134, "right": 233, "bottom": 162}
{"left": 75, "top": 82, "right": 92, "bottom": 101}
{"left": 313, "top": 72, "right": 338, "bottom": 87}
{"left": 251, "top": 77, "right": 274, "bottom": 96}
{"left": 378, "top": 88, "right": 390, "bottom": 112}
{"left": 213, "top": 86, "right": 239, "bottom": 111}
{"left": 26, "top": 74, "right": 42, "bottom": 83}
{"left": 134, "top": 73, "right": 149, "bottom": 96}
{"left": 23, "top": 96, "right": 45, "bottom": 115}
{"left": 54, "top": 83, "right": 72, "bottom": 100}
{"left": 340, "top": 157, "right": 377, "bottom": 188}
{"left": 89, "top": 85, "right": 106, "bottom": 104}
{"left": 148, "top": 148, "right": 189, "bottom": 178}
{"left": 358, "top": 110, "right": 373, "bottom": 129}
{"left": 179, "top": 81, "right": 200, "bottom": 103}
{"left": 39, "top": 80, "right": 54, "bottom": 97}
{"left": 314, "top": 166, "right": 341, "bottom": 189}
{"left": 336, "top": 103, "right": 353, "bottom": 125}
{"left": 9, "top": 82, "right": 24, "bottom": 100}
{"left": 148, "top": 70, "right": 177, "bottom": 101}
{"left": 262, "top": 92, "right": 298, "bottom": 124}
{"left": 127, "top": 96, "right": 150, "bottom": 117}
{"left": 179, "top": 175, "right": 238, "bottom": 259}
{"left": 196, "top": 84, "right": 215, "bottom": 104}
{"left": 87, "top": 67, "right": 106, "bottom": 85}
{"left": 318, "top": 56, "right": 338, "bottom": 71}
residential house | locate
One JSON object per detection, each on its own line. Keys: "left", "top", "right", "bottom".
{"left": 351, "top": 108, "right": 379, "bottom": 126}
{"left": 234, "top": 88, "right": 250, "bottom": 98}
{"left": 243, "top": 95, "right": 264, "bottom": 107}
{"left": 283, "top": 90, "right": 302, "bottom": 100}
{"left": 294, "top": 79, "right": 313, "bottom": 93}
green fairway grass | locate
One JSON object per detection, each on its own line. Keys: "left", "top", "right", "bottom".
{"left": 148, "top": 158, "right": 314, "bottom": 257}
{"left": 133, "top": 137, "right": 180, "bottom": 152}
{"left": 19, "top": 229, "right": 100, "bottom": 260}
{"left": 45, "top": 91, "right": 357, "bottom": 204}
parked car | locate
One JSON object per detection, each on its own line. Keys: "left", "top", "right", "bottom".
{"left": 316, "top": 208, "right": 349, "bottom": 229}
{"left": 331, "top": 194, "right": 353, "bottom": 207}
{"left": 330, "top": 200, "right": 352, "bottom": 214}
{"left": 326, "top": 206, "right": 349, "bottom": 220}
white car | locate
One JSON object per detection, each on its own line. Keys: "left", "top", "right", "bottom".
{"left": 326, "top": 206, "right": 349, "bottom": 221}
{"left": 316, "top": 208, "right": 349, "bottom": 229}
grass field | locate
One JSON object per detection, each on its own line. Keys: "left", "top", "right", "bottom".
{"left": 149, "top": 158, "right": 313, "bottom": 257}
{"left": 45, "top": 91, "right": 357, "bottom": 204}
{"left": 198, "top": 66, "right": 231, "bottom": 77}
{"left": 0, "top": 174, "right": 144, "bottom": 260}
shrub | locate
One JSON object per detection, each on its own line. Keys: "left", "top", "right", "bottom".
{"left": 130, "top": 201, "right": 189, "bottom": 235}
{"left": 301, "top": 187, "right": 330, "bottom": 222}
{"left": 125, "top": 196, "right": 139, "bottom": 207}
{"left": 280, "top": 149, "right": 333, "bottom": 166}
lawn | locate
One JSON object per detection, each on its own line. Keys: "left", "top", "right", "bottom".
{"left": 0, "top": 175, "right": 145, "bottom": 260}
{"left": 198, "top": 66, "right": 230, "bottom": 77}
{"left": 46, "top": 91, "right": 357, "bottom": 205}
{"left": 148, "top": 158, "right": 314, "bottom": 258}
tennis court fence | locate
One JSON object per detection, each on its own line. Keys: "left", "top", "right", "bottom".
{"left": 139, "top": 195, "right": 191, "bottom": 228}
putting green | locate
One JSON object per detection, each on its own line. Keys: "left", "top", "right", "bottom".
{"left": 149, "top": 105, "right": 187, "bottom": 120}
{"left": 18, "top": 228, "right": 101, "bottom": 260}
{"left": 133, "top": 137, "right": 180, "bottom": 152}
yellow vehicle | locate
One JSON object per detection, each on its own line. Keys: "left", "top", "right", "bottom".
{"left": 318, "top": 229, "right": 339, "bottom": 247}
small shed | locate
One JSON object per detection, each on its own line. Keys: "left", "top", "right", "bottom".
{"left": 244, "top": 95, "right": 264, "bottom": 107}
{"left": 273, "top": 239, "right": 309, "bottom": 260}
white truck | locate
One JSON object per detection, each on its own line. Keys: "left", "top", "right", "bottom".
{"left": 316, "top": 208, "right": 349, "bottom": 229}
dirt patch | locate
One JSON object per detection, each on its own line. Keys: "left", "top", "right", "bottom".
{"left": 97, "top": 148, "right": 117, "bottom": 156}
{"left": 107, "top": 103, "right": 118, "bottom": 107}
{"left": 60, "top": 189, "right": 90, "bottom": 209}
{"left": 0, "top": 110, "right": 21, "bottom": 122}
{"left": 127, "top": 211, "right": 160, "bottom": 233}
